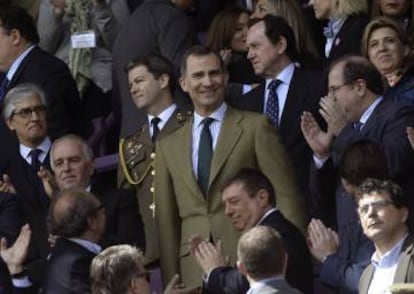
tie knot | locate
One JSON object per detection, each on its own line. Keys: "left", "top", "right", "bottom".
{"left": 268, "top": 79, "right": 282, "bottom": 91}
{"left": 30, "top": 148, "right": 42, "bottom": 160}
{"left": 151, "top": 117, "right": 161, "bottom": 126}
{"left": 202, "top": 117, "right": 214, "bottom": 127}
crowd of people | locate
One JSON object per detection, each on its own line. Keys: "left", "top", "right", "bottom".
{"left": 0, "top": 0, "right": 414, "bottom": 293}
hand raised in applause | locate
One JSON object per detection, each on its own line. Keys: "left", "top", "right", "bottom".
{"left": 319, "top": 95, "right": 349, "bottom": 136}
{"left": 301, "top": 111, "right": 333, "bottom": 159}
{"left": 38, "top": 166, "right": 59, "bottom": 199}
{"left": 0, "top": 224, "right": 31, "bottom": 275}
{"left": 307, "top": 218, "right": 339, "bottom": 263}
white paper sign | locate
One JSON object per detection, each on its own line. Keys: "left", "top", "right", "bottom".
{"left": 71, "top": 30, "right": 96, "bottom": 49}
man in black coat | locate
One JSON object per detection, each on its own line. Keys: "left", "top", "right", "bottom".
{"left": 189, "top": 168, "right": 313, "bottom": 294}
{"left": 228, "top": 15, "right": 324, "bottom": 217}
{"left": 0, "top": 5, "right": 84, "bottom": 168}
{"left": 0, "top": 189, "right": 106, "bottom": 294}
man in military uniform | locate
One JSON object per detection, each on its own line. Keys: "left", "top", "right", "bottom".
{"left": 118, "top": 55, "right": 190, "bottom": 266}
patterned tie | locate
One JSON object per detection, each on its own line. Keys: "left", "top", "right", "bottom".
{"left": 197, "top": 118, "right": 214, "bottom": 195}
{"left": 0, "top": 77, "right": 9, "bottom": 102}
{"left": 30, "top": 148, "right": 42, "bottom": 172}
{"left": 151, "top": 117, "right": 161, "bottom": 142}
{"left": 266, "top": 79, "right": 282, "bottom": 127}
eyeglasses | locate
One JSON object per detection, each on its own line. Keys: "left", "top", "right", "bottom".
{"left": 11, "top": 105, "right": 47, "bottom": 119}
{"left": 328, "top": 82, "right": 353, "bottom": 95}
{"left": 357, "top": 200, "right": 394, "bottom": 216}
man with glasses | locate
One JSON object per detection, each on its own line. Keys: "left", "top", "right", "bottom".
{"left": 1, "top": 83, "right": 52, "bottom": 275}
{"left": 357, "top": 178, "right": 414, "bottom": 293}
{"left": 301, "top": 55, "right": 414, "bottom": 293}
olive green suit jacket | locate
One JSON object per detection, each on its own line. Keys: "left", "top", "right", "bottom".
{"left": 154, "top": 106, "right": 305, "bottom": 286}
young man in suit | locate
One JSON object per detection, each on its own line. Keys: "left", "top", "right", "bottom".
{"left": 358, "top": 179, "right": 414, "bottom": 293}
{"left": 118, "top": 55, "right": 191, "bottom": 267}
{"left": 301, "top": 55, "right": 414, "bottom": 292}
{"left": 154, "top": 45, "right": 304, "bottom": 287}
{"left": 231, "top": 15, "right": 324, "bottom": 216}
{"left": 238, "top": 226, "right": 301, "bottom": 294}
{"left": 190, "top": 168, "right": 313, "bottom": 294}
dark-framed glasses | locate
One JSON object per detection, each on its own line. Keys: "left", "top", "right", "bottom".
{"left": 11, "top": 105, "right": 47, "bottom": 119}
{"left": 357, "top": 200, "right": 394, "bottom": 216}
{"left": 328, "top": 82, "right": 353, "bottom": 95}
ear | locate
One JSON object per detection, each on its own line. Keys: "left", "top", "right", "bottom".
{"left": 179, "top": 76, "right": 188, "bottom": 93}
{"left": 158, "top": 73, "right": 170, "bottom": 90}
{"left": 237, "top": 260, "right": 248, "bottom": 276}
{"left": 10, "top": 29, "right": 22, "bottom": 47}
{"left": 276, "top": 36, "right": 288, "bottom": 55}
{"left": 354, "top": 79, "right": 366, "bottom": 96}
{"left": 5, "top": 118, "right": 15, "bottom": 131}
{"left": 256, "top": 189, "right": 270, "bottom": 208}
{"left": 129, "top": 278, "right": 140, "bottom": 294}
{"left": 87, "top": 216, "right": 97, "bottom": 231}
{"left": 87, "top": 160, "right": 95, "bottom": 178}
{"left": 400, "top": 207, "right": 409, "bottom": 224}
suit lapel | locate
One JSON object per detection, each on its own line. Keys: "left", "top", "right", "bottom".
{"left": 393, "top": 236, "right": 414, "bottom": 283}
{"left": 209, "top": 107, "right": 242, "bottom": 189}
{"left": 8, "top": 46, "right": 37, "bottom": 87}
{"left": 279, "top": 68, "right": 306, "bottom": 133}
{"left": 174, "top": 120, "right": 205, "bottom": 200}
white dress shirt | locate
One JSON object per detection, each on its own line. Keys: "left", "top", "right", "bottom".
{"left": 147, "top": 103, "right": 177, "bottom": 137}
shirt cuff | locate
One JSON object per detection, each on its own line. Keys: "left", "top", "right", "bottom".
{"left": 12, "top": 276, "right": 32, "bottom": 288}
{"left": 313, "top": 154, "right": 329, "bottom": 169}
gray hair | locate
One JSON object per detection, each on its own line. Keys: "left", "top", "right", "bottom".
{"left": 2, "top": 83, "right": 46, "bottom": 120}
{"left": 50, "top": 134, "right": 94, "bottom": 170}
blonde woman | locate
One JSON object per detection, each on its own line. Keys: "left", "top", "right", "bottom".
{"left": 308, "top": 0, "right": 369, "bottom": 64}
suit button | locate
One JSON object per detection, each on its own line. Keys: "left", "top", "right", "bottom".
{"left": 151, "top": 170, "right": 155, "bottom": 176}
{"left": 150, "top": 187, "right": 155, "bottom": 193}
{"left": 150, "top": 153, "right": 156, "bottom": 159}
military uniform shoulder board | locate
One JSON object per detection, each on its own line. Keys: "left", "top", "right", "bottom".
{"left": 119, "top": 126, "right": 153, "bottom": 185}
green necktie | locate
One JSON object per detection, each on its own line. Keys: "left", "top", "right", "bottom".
{"left": 197, "top": 118, "right": 214, "bottom": 195}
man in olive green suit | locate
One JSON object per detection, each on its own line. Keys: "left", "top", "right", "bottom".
{"left": 118, "top": 55, "right": 190, "bottom": 266}
{"left": 154, "top": 46, "right": 305, "bottom": 287}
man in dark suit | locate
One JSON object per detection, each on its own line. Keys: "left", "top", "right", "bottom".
{"left": 0, "top": 189, "right": 106, "bottom": 293}
{"left": 112, "top": 0, "right": 196, "bottom": 138}
{"left": 0, "top": 84, "right": 52, "bottom": 280}
{"left": 49, "top": 134, "right": 144, "bottom": 249}
{"left": 238, "top": 226, "right": 301, "bottom": 294}
{"left": 229, "top": 15, "right": 324, "bottom": 216}
{"left": 118, "top": 55, "right": 191, "bottom": 266}
{"left": 155, "top": 46, "right": 305, "bottom": 287}
{"left": 0, "top": 5, "right": 84, "bottom": 168}
{"left": 301, "top": 55, "right": 414, "bottom": 293}
{"left": 190, "top": 168, "right": 312, "bottom": 294}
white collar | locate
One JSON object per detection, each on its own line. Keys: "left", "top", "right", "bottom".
{"left": 193, "top": 102, "right": 227, "bottom": 127}
{"left": 20, "top": 137, "right": 51, "bottom": 163}
{"left": 265, "top": 63, "right": 295, "bottom": 90}
{"left": 147, "top": 103, "right": 177, "bottom": 127}
{"left": 7, "top": 45, "right": 36, "bottom": 81}
{"left": 68, "top": 238, "right": 102, "bottom": 254}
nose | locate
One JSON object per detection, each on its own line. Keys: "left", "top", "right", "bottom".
{"left": 247, "top": 48, "right": 254, "bottom": 60}
{"left": 224, "top": 204, "right": 232, "bottom": 216}
{"left": 201, "top": 74, "right": 213, "bottom": 87}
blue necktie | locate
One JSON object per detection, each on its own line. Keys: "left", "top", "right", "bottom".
{"left": 266, "top": 79, "right": 282, "bottom": 127}
{"left": 0, "top": 77, "right": 9, "bottom": 102}
{"left": 198, "top": 118, "right": 214, "bottom": 195}
{"left": 30, "top": 148, "right": 42, "bottom": 172}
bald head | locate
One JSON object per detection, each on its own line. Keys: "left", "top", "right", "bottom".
{"left": 49, "top": 189, "right": 105, "bottom": 241}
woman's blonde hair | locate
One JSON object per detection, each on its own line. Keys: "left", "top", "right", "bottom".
{"left": 336, "top": 0, "right": 368, "bottom": 17}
